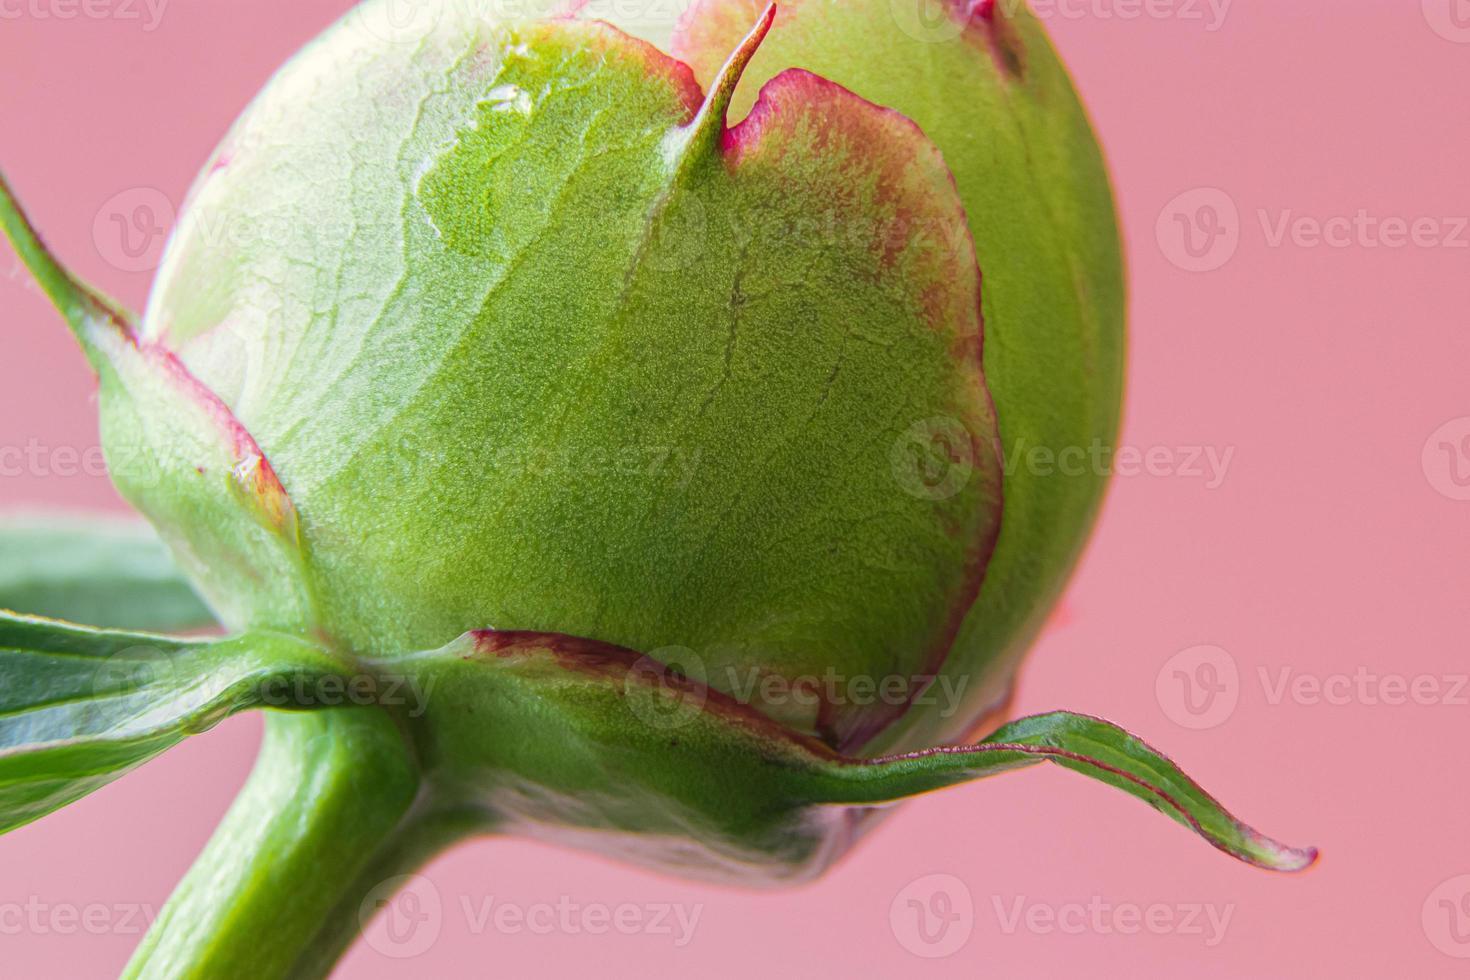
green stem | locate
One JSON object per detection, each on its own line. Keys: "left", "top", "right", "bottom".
{"left": 291, "top": 805, "right": 487, "bottom": 978}
{"left": 122, "top": 708, "right": 428, "bottom": 980}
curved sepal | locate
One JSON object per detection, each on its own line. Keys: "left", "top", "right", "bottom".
{"left": 673, "top": 0, "right": 1128, "bottom": 752}
{"left": 0, "top": 514, "right": 216, "bottom": 631}
{"left": 0, "top": 170, "right": 133, "bottom": 369}
{"left": 0, "top": 611, "right": 341, "bottom": 835}
{"left": 803, "top": 711, "right": 1318, "bottom": 873}
{"left": 1, "top": 170, "right": 311, "bottom": 632}
{"left": 387, "top": 629, "right": 1315, "bottom": 881}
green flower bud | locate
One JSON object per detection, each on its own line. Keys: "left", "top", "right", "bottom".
{"left": 0, "top": 4, "right": 1312, "bottom": 976}
{"left": 93, "top": 0, "right": 1118, "bottom": 756}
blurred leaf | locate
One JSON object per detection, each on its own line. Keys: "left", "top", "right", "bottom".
{"left": 0, "top": 514, "right": 215, "bottom": 632}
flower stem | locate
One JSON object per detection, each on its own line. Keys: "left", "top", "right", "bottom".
{"left": 122, "top": 708, "right": 429, "bottom": 979}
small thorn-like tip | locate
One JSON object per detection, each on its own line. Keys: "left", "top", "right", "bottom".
{"left": 684, "top": 1, "right": 777, "bottom": 148}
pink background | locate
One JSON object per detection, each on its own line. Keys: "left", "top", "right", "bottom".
{"left": 3, "top": 1, "right": 1468, "bottom": 976}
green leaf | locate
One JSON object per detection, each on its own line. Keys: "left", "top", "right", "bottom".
{"left": 0, "top": 514, "right": 215, "bottom": 632}
{"left": 389, "top": 629, "right": 1316, "bottom": 879}
{"left": 0, "top": 612, "right": 341, "bottom": 835}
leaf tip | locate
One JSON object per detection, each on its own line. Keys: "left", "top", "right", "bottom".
{"left": 1236, "top": 829, "right": 1319, "bottom": 874}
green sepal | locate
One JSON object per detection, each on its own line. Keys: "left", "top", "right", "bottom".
{"left": 0, "top": 611, "right": 343, "bottom": 835}
{"left": 672, "top": 0, "right": 1128, "bottom": 750}
{"left": 806, "top": 711, "right": 1318, "bottom": 873}
{"left": 389, "top": 629, "right": 1316, "bottom": 880}
{"left": 0, "top": 170, "right": 132, "bottom": 370}
{"left": 1, "top": 168, "right": 314, "bottom": 635}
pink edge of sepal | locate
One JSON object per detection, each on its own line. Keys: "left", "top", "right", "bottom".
{"left": 553, "top": 16, "right": 705, "bottom": 118}
{"left": 711, "top": 63, "right": 1001, "bottom": 755}
{"left": 0, "top": 167, "right": 298, "bottom": 541}
{"left": 141, "top": 345, "right": 298, "bottom": 540}
{"left": 463, "top": 628, "right": 839, "bottom": 753}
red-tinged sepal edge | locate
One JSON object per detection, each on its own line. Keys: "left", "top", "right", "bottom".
{"left": 648, "top": 3, "right": 1004, "bottom": 749}
{"left": 390, "top": 629, "right": 1316, "bottom": 880}
{"left": 0, "top": 173, "right": 310, "bottom": 630}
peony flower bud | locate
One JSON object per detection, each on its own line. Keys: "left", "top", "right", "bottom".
{"left": 0, "top": 3, "right": 1312, "bottom": 976}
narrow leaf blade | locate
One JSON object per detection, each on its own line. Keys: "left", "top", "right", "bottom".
{"left": 0, "top": 612, "right": 337, "bottom": 835}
